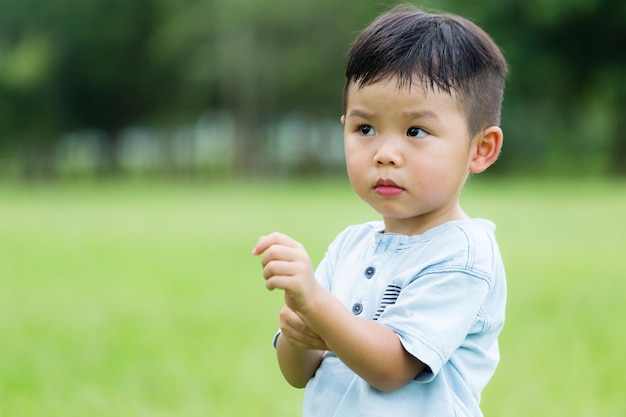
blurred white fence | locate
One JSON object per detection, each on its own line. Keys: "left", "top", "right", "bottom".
{"left": 53, "top": 111, "right": 345, "bottom": 177}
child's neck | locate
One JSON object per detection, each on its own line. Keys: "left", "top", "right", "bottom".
{"left": 382, "top": 205, "right": 469, "bottom": 236}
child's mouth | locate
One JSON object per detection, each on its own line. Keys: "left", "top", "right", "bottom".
{"left": 374, "top": 179, "right": 404, "bottom": 196}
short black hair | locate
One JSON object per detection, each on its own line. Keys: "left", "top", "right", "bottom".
{"left": 344, "top": 4, "right": 508, "bottom": 136}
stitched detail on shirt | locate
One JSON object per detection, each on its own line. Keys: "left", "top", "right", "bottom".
{"left": 456, "top": 225, "right": 475, "bottom": 269}
{"left": 373, "top": 284, "right": 402, "bottom": 321}
{"left": 475, "top": 308, "right": 491, "bottom": 333}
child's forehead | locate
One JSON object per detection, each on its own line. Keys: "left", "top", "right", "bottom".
{"left": 344, "top": 77, "right": 468, "bottom": 124}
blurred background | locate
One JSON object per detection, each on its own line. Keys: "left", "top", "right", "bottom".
{"left": 2, "top": 2, "right": 625, "bottom": 416}
{"left": 1, "top": 0, "right": 624, "bottom": 181}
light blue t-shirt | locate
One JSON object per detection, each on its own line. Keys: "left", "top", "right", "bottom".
{"left": 284, "top": 219, "right": 506, "bottom": 417}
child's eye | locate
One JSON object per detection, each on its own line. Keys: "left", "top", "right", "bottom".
{"left": 358, "top": 125, "right": 376, "bottom": 136}
{"left": 407, "top": 127, "right": 427, "bottom": 138}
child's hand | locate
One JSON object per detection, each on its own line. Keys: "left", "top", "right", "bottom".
{"left": 279, "top": 305, "right": 329, "bottom": 351}
{"left": 252, "top": 232, "right": 320, "bottom": 314}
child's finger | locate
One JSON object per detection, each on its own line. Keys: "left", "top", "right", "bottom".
{"left": 260, "top": 245, "right": 300, "bottom": 272}
{"left": 262, "top": 257, "right": 295, "bottom": 279}
{"left": 251, "top": 235, "right": 266, "bottom": 255}
{"left": 252, "top": 232, "right": 285, "bottom": 255}
{"left": 251, "top": 235, "right": 269, "bottom": 255}
{"left": 252, "top": 232, "right": 299, "bottom": 255}
{"left": 265, "top": 274, "right": 294, "bottom": 291}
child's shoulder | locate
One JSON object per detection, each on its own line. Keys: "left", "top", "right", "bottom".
{"left": 420, "top": 218, "right": 499, "bottom": 257}
{"left": 427, "top": 218, "right": 497, "bottom": 243}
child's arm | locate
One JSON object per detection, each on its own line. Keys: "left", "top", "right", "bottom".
{"left": 275, "top": 305, "right": 327, "bottom": 387}
{"left": 253, "top": 233, "right": 425, "bottom": 392}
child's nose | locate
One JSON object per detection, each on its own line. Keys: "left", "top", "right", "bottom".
{"left": 374, "top": 139, "right": 403, "bottom": 166}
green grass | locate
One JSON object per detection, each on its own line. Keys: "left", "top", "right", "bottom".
{"left": 0, "top": 178, "right": 624, "bottom": 416}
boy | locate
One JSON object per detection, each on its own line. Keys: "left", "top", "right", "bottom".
{"left": 253, "top": 4, "right": 507, "bottom": 417}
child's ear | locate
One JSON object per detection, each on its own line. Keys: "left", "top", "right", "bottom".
{"left": 469, "top": 126, "right": 503, "bottom": 174}
{"left": 340, "top": 115, "right": 346, "bottom": 125}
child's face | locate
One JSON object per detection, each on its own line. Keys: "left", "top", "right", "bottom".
{"left": 342, "top": 78, "right": 479, "bottom": 235}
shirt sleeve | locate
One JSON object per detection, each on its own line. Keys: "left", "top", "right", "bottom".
{"left": 377, "top": 268, "right": 491, "bottom": 381}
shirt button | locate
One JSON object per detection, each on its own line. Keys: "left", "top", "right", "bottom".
{"left": 352, "top": 302, "right": 363, "bottom": 315}
{"left": 364, "top": 266, "right": 376, "bottom": 279}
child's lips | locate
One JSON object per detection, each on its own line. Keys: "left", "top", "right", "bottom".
{"left": 374, "top": 179, "right": 404, "bottom": 196}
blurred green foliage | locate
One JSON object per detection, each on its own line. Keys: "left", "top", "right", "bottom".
{"left": 0, "top": 0, "right": 624, "bottom": 178}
